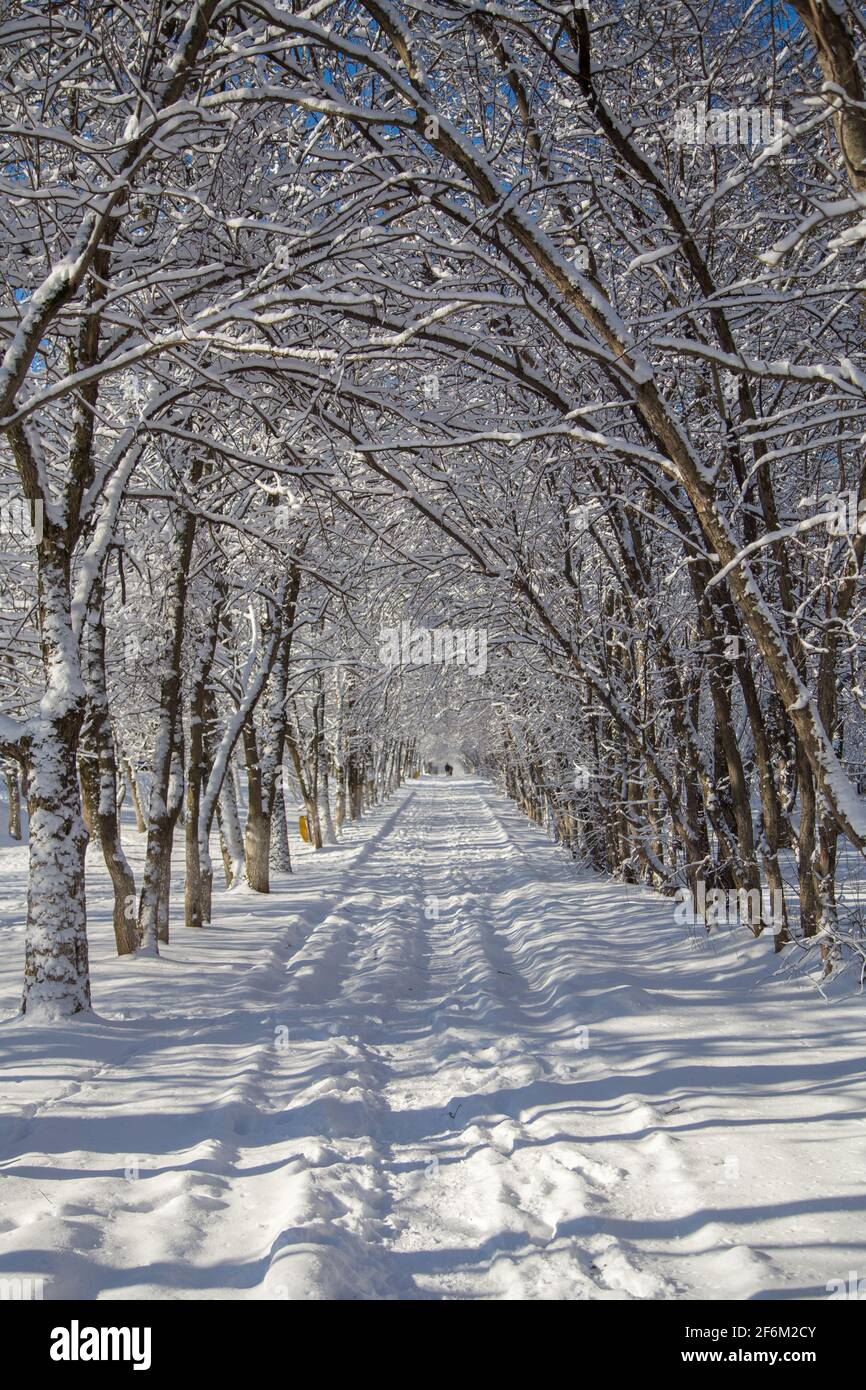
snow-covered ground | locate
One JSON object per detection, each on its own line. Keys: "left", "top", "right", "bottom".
{"left": 1, "top": 775, "right": 864, "bottom": 1300}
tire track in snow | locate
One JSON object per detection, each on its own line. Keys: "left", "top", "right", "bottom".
{"left": 368, "top": 781, "right": 654, "bottom": 1299}
{"left": 248, "top": 792, "right": 433, "bottom": 1299}
{"left": 247, "top": 778, "right": 651, "bottom": 1299}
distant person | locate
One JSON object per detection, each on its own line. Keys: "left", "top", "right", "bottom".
{"left": 444, "top": 763, "right": 453, "bottom": 776}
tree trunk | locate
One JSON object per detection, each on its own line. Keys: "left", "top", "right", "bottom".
{"left": 122, "top": 756, "right": 147, "bottom": 832}
{"left": 184, "top": 604, "right": 219, "bottom": 929}
{"left": 270, "top": 778, "right": 292, "bottom": 872}
{"left": 220, "top": 761, "right": 246, "bottom": 886}
{"left": 21, "top": 543, "right": 91, "bottom": 1019}
{"left": 138, "top": 497, "right": 197, "bottom": 954}
{"left": 81, "top": 572, "right": 137, "bottom": 956}
{"left": 157, "top": 730, "right": 184, "bottom": 944}
{"left": 243, "top": 718, "right": 270, "bottom": 891}
{"left": 4, "top": 761, "right": 22, "bottom": 840}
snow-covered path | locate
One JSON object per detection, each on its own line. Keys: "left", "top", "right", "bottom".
{"left": 1, "top": 776, "right": 865, "bottom": 1300}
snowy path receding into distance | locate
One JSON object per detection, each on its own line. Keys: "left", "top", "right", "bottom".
{"left": 1, "top": 776, "right": 866, "bottom": 1301}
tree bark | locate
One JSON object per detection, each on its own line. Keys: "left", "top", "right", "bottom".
{"left": 138, "top": 496, "right": 197, "bottom": 954}
{"left": 184, "top": 601, "right": 219, "bottom": 929}
{"left": 20, "top": 539, "right": 91, "bottom": 1018}
{"left": 81, "top": 570, "right": 137, "bottom": 955}
{"left": 4, "top": 761, "right": 22, "bottom": 840}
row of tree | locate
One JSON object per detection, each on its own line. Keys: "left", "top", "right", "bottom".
{"left": 2, "top": 1, "right": 865, "bottom": 1015}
